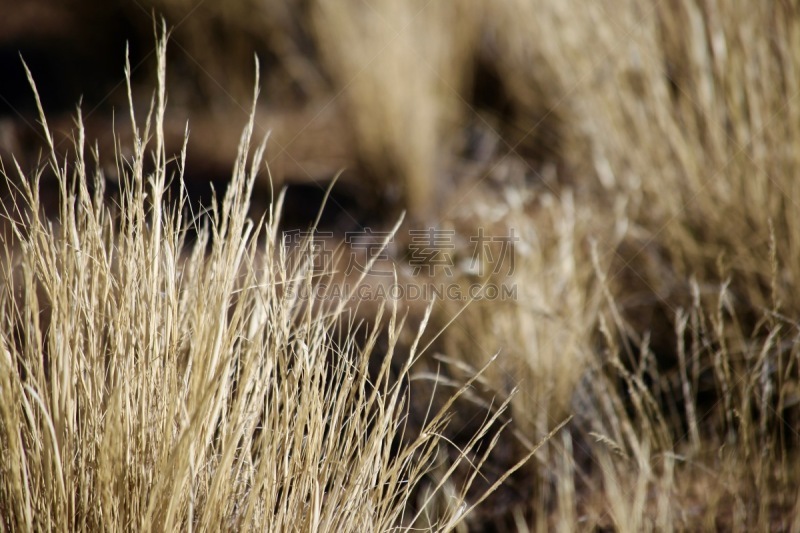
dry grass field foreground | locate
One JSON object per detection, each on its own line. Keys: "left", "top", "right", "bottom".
{"left": 2, "top": 1, "right": 800, "bottom": 531}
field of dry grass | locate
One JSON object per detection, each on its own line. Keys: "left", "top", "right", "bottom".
{"left": 2, "top": 1, "right": 800, "bottom": 531}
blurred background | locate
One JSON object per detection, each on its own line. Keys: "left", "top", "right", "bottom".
{"left": 0, "top": 0, "right": 567, "bottom": 232}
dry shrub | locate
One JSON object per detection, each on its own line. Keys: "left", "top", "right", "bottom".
{"left": 415, "top": 1, "right": 800, "bottom": 527}
{"left": 423, "top": 184, "right": 608, "bottom": 526}
{"left": 312, "top": 0, "right": 483, "bottom": 220}
{"left": 513, "top": 0, "right": 800, "bottom": 315}
{"left": 440, "top": 185, "right": 608, "bottom": 439}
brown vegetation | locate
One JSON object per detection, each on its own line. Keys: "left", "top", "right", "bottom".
{"left": 2, "top": 1, "right": 800, "bottom": 530}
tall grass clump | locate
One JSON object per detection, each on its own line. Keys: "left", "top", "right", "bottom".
{"left": 0, "top": 32, "right": 533, "bottom": 531}
{"left": 422, "top": 1, "right": 800, "bottom": 527}
{"left": 312, "top": 0, "right": 482, "bottom": 220}
{"left": 457, "top": 1, "right": 800, "bottom": 528}
{"left": 492, "top": 0, "right": 800, "bottom": 318}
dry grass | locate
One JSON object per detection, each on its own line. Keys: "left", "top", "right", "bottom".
{"left": 0, "top": 31, "right": 552, "bottom": 531}
{"left": 311, "top": 0, "right": 482, "bottom": 219}
{"left": 3, "top": 0, "right": 800, "bottom": 530}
